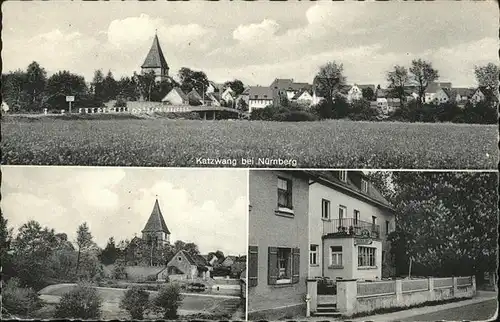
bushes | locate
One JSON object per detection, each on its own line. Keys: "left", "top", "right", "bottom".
{"left": 54, "top": 283, "right": 102, "bottom": 319}
{"left": 153, "top": 283, "right": 183, "bottom": 319}
{"left": 114, "top": 96, "right": 127, "bottom": 108}
{"left": 2, "top": 278, "right": 42, "bottom": 317}
{"left": 120, "top": 286, "right": 150, "bottom": 319}
{"left": 250, "top": 105, "right": 317, "bottom": 122}
{"left": 113, "top": 260, "right": 128, "bottom": 280}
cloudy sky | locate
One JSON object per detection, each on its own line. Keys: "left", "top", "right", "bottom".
{"left": 1, "top": 166, "right": 247, "bottom": 255}
{"left": 2, "top": 1, "right": 498, "bottom": 87}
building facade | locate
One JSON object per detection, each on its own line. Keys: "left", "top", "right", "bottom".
{"left": 248, "top": 170, "right": 310, "bottom": 320}
{"left": 307, "top": 171, "right": 395, "bottom": 281}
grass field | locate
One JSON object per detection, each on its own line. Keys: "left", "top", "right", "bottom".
{"left": 1, "top": 116, "right": 497, "bottom": 169}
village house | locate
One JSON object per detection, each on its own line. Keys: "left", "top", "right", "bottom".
{"left": 158, "top": 250, "right": 212, "bottom": 281}
{"left": 424, "top": 82, "right": 452, "bottom": 104}
{"left": 346, "top": 84, "right": 376, "bottom": 103}
{"left": 162, "top": 87, "right": 188, "bottom": 105}
{"left": 248, "top": 86, "right": 274, "bottom": 113}
{"left": 306, "top": 171, "right": 395, "bottom": 282}
{"left": 470, "top": 86, "right": 498, "bottom": 104}
{"left": 248, "top": 170, "right": 310, "bottom": 320}
{"left": 291, "top": 89, "right": 314, "bottom": 106}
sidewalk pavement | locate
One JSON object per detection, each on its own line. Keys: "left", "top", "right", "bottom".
{"left": 306, "top": 291, "right": 498, "bottom": 322}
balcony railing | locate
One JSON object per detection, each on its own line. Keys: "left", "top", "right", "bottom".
{"left": 323, "top": 218, "right": 380, "bottom": 239}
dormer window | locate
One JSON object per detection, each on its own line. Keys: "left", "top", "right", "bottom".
{"left": 339, "top": 171, "right": 347, "bottom": 182}
{"left": 361, "top": 179, "right": 368, "bottom": 192}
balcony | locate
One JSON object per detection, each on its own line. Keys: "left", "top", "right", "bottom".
{"left": 322, "top": 218, "right": 380, "bottom": 239}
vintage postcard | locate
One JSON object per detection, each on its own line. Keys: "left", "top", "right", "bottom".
{"left": 1, "top": 1, "right": 498, "bottom": 169}
{"left": 1, "top": 166, "right": 247, "bottom": 320}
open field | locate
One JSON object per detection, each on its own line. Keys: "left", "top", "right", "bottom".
{"left": 1, "top": 116, "right": 497, "bottom": 169}
{"left": 38, "top": 283, "right": 241, "bottom": 319}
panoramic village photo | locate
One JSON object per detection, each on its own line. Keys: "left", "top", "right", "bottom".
{"left": 1, "top": 1, "right": 498, "bottom": 169}
{"left": 248, "top": 170, "right": 498, "bottom": 321}
{"left": 1, "top": 167, "right": 247, "bottom": 320}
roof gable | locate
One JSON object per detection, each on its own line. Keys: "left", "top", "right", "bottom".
{"left": 141, "top": 34, "right": 169, "bottom": 69}
{"left": 142, "top": 199, "right": 170, "bottom": 234}
{"left": 249, "top": 86, "right": 273, "bottom": 100}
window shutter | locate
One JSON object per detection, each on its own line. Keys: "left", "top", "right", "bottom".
{"left": 268, "top": 247, "right": 278, "bottom": 285}
{"left": 248, "top": 245, "right": 258, "bottom": 287}
{"left": 289, "top": 179, "right": 293, "bottom": 209}
{"left": 292, "top": 247, "right": 300, "bottom": 284}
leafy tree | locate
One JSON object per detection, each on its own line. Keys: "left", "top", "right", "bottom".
{"left": 178, "top": 67, "right": 209, "bottom": 95}
{"left": 120, "top": 286, "right": 150, "bottom": 319}
{"left": 474, "top": 62, "right": 499, "bottom": 95}
{"left": 45, "top": 70, "right": 88, "bottom": 110}
{"left": 215, "top": 250, "right": 225, "bottom": 261}
{"left": 153, "top": 284, "right": 182, "bottom": 319}
{"left": 361, "top": 87, "right": 375, "bottom": 101}
{"left": 25, "top": 61, "right": 47, "bottom": 111}
{"left": 331, "top": 94, "right": 350, "bottom": 119}
{"left": 224, "top": 79, "right": 245, "bottom": 96}
{"left": 0, "top": 210, "right": 13, "bottom": 280}
{"left": 75, "top": 222, "right": 93, "bottom": 276}
{"left": 237, "top": 98, "right": 248, "bottom": 112}
{"left": 12, "top": 220, "right": 59, "bottom": 289}
{"left": 2, "top": 70, "right": 29, "bottom": 112}
{"left": 54, "top": 283, "right": 102, "bottom": 319}
{"left": 102, "top": 70, "right": 118, "bottom": 101}
{"left": 113, "top": 259, "right": 128, "bottom": 279}
{"left": 347, "top": 98, "right": 379, "bottom": 121}
{"left": 462, "top": 100, "right": 498, "bottom": 125}
{"left": 91, "top": 69, "right": 105, "bottom": 102}
{"left": 117, "top": 76, "right": 140, "bottom": 101}
{"left": 409, "top": 59, "right": 439, "bottom": 106}
{"left": 314, "top": 61, "right": 346, "bottom": 105}
{"left": 100, "top": 237, "right": 119, "bottom": 265}
{"left": 386, "top": 65, "right": 409, "bottom": 105}
{"left": 136, "top": 71, "right": 157, "bottom": 102}
{"left": 387, "top": 172, "right": 498, "bottom": 280}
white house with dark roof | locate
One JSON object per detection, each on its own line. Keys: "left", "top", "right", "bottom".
{"left": 141, "top": 33, "right": 170, "bottom": 82}
{"left": 161, "top": 250, "right": 212, "bottom": 280}
{"left": 248, "top": 86, "right": 273, "bottom": 113}
{"left": 162, "top": 87, "right": 188, "bottom": 105}
{"left": 291, "top": 89, "right": 314, "bottom": 106}
{"left": 307, "top": 171, "right": 395, "bottom": 281}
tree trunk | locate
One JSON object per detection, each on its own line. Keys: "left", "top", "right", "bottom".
{"left": 76, "top": 247, "right": 81, "bottom": 276}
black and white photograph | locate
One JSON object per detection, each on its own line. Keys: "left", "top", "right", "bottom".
{"left": 1, "top": 166, "right": 247, "bottom": 320}
{"left": 1, "top": 1, "right": 498, "bottom": 169}
{"left": 247, "top": 170, "right": 498, "bottom": 321}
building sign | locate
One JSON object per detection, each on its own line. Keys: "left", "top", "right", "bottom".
{"left": 355, "top": 229, "right": 373, "bottom": 245}
{"left": 66, "top": 96, "right": 75, "bottom": 102}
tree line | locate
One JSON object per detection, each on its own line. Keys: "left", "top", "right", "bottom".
{"left": 366, "top": 171, "right": 498, "bottom": 282}
{"left": 2, "top": 61, "right": 246, "bottom": 112}
{"left": 251, "top": 60, "right": 498, "bottom": 124}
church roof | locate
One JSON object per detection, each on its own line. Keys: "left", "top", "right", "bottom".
{"left": 141, "top": 34, "right": 169, "bottom": 70}
{"left": 142, "top": 199, "right": 170, "bottom": 234}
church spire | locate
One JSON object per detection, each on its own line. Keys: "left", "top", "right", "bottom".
{"left": 142, "top": 198, "right": 170, "bottom": 234}
{"left": 141, "top": 33, "right": 169, "bottom": 80}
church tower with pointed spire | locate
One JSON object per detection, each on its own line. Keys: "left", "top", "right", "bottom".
{"left": 141, "top": 31, "right": 169, "bottom": 82}
{"left": 142, "top": 199, "right": 171, "bottom": 246}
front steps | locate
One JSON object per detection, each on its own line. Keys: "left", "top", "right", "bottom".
{"left": 313, "top": 303, "right": 342, "bottom": 317}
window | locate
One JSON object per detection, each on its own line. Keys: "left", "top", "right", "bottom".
{"left": 338, "top": 205, "right": 346, "bottom": 224}
{"left": 322, "top": 199, "right": 331, "bottom": 220}
{"left": 310, "top": 245, "right": 318, "bottom": 265}
{"left": 269, "top": 247, "right": 300, "bottom": 285}
{"left": 354, "top": 210, "right": 360, "bottom": 224}
{"left": 372, "top": 216, "right": 377, "bottom": 226}
{"left": 277, "top": 177, "right": 292, "bottom": 209}
{"left": 330, "top": 246, "right": 343, "bottom": 266}
{"left": 339, "top": 171, "right": 347, "bottom": 182}
{"left": 385, "top": 220, "right": 390, "bottom": 235}
{"left": 277, "top": 248, "right": 291, "bottom": 281}
{"left": 361, "top": 179, "right": 368, "bottom": 192}
{"left": 358, "top": 246, "right": 376, "bottom": 267}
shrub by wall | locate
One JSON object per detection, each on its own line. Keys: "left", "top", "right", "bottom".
{"left": 54, "top": 283, "right": 102, "bottom": 319}
{"left": 119, "top": 286, "right": 150, "bottom": 319}
{"left": 153, "top": 283, "right": 183, "bottom": 319}
{"left": 2, "top": 278, "right": 42, "bottom": 317}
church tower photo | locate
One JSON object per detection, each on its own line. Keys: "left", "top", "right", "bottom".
{"left": 141, "top": 199, "right": 171, "bottom": 246}
{"left": 141, "top": 32, "right": 169, "bottom": 82}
